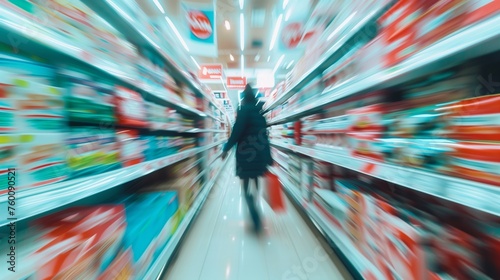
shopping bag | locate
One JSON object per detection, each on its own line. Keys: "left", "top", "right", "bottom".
{"left": 263, "top": 171, "right": 286, "bottom": 212}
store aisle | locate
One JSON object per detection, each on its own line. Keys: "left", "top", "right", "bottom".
{"left": 164, "top": 160, "right": 350, "bottom": 280}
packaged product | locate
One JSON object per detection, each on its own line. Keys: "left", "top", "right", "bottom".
{"left": 465, "top": 0, "right": 500, "bottom": 25}
{"left": 63, "top": 71, "right": 115, "bottom": 125}
{"left": 30, "top": 206, "right": 126, "bottom": 280}
{"left": 98, "top": 249, "right": 134, "bottom": 280}
{"left": 14, "top": 77, "right": 65, "bottom": 132}
{"left": 347, "top": 132, "right": 384, "bottom": 161}
{"left": 0, "top": 135, "right": 18, "bottom": 194}
{"left": 152, "top": 192, "right": 179, "bottom": 256}
{"left": 122, "top": 195, "right": 161, "bottom": 279}
{"left": 0, "top": 71, "right": 15, "bottom": 133}
{"left": 347, "top": 104, "right": 386, "bottom": 132}
{"left": 335, "top": 180, "right": 367, "bottom": 247}
{"left": 415, "top": 0, "right": 471, "bottom": 48}
{"left": 448, "top": 141, "right": 500, "bottom": 186}
{"left": 117, "top": 129, "right": 145, "bottom": 167}
{"left": 301, "top": 159, "right": 314, "bottom": 202}
{"left": 441, "top": 93, "right": 500, "bottom": 141}
{"left": 66, "top": 127, "right": 120, "bottom": 178}
{"left": 382, "top": 213, "right": 428, "bottom": 280}
{"left": 434, "top": 226, "right": 483, "bottom": 280}
{"left": 18, "top": 133, "right": 68, "bottom": 188}
{"left": 114, "top": 87, "right": 148, "bottom": 128}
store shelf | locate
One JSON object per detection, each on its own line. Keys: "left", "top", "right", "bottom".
{"left": 82, "top": 0, "right": 225, "bottom": 117}
{"left": 270, "top": 166, "right": 383, "bottom": 280}
{"left": 0, "top": 140, "right": 226, "bottom": 227}
{"left": 263, "top": 3, "right": 391, "bottom": 113}
{"left": 0, "top": 5, "right": 210, "bottom": 118}
{"left": 268, "top": 14, "right": 500, "bottom": 125}
{"left": 272, "top": 141, "right": 500, "bottom": 216}
{"left": 144, "top": 154, "right": 231, "bottom": 280}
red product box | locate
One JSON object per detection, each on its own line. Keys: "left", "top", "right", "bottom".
{"left": 415, "top": 0, "right": 471, "bottom": 48}
{"left": 32, "top": 206, "right": 126, "bottom": 279}
{"left": 383, "top": 27, "right": 420, "bottom": 67}
{"left": 347, "top": 132, "right": 384, "bottom": 161}
{"left": 465, "top": 0, "right": 500, "bottom": 26}
{"left": 378, "top": 0, "right": 431, "bottom": 37}
{"left": 434, "top": 226, "right": 483, "bottom": 280}
{"left": 382, "top": 214, "right": 428, "bottom": 280}
{"left": 114, "top": 86, "right": 148, "bottom": 128}
{"left": 117, "top": 129, "right": 145, "bottom": 167}
{"left": 442, "top": 93, "right": 500, "bottom": 141}
{"left": 347, "top": 104, "right": 386, "bottom": 132}
{"left": 448, "top": 141, "right": 500, "bottom": 186}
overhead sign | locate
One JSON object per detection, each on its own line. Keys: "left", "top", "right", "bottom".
{"left": 226, "top": 76, "right": 247, "bottom": 88}
{"left": 213, "top": 91, "right": 226, "bottom": 99}
{"left": 199, "top": 64, "right": 223, "bottom": 79}
{"left": 182, "top": 2, "right": 218, "bottom": 57}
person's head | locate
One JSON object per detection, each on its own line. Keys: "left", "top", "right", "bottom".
{"left": 241, "top": 83, "right": 257, "bottom": 105}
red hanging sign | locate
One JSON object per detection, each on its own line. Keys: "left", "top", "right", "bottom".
{"left": 226, "top": 76, "right": 247, "bottom": 88}
{"left": 199, "top": 64, "right": 223, "bottom": 79}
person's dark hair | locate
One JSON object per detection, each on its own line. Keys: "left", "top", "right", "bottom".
{"left": 241, "top": 84, "right": 257, "bottom": 105}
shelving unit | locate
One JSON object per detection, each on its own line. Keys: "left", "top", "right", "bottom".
{"left": 268, "top": 14, "right": 500, "bottom": 125}
{"left": 272, "top": 141, "right": 500, "bottom": 216}
{"left": 145, "top": 154, "right": 231, "bottom": 280}
{"left": 271, "top": 166, "right": 384, "bottom": 280}
{"left": 0, "top": 140, "right": 226, "bottom": 227}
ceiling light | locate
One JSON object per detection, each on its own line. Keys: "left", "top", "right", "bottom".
{"left": 269, "top": 14, "right": 283, "bottom": 51}
{"left": 240, "top": 13, "right": 245, "bottom": 51}
{"left": 267, "top": 56, "right": 271, "bottom": 62}
{"left": 286, "top": 60, "right": 294, "bottom": 69}
{"left": 153, "top": 0, "right": 165, "bottom": 14}
{"left": 255, "top": 54, "right": 260, "bottom": 62}
{"left": 273, "top": 55, "right": 285, "bottom": 74}
{"left": 241, "top": 54, "right": 244, "bottom": 77}
{"left": 327, "top": 12, "right": 357, "bottom": 41}
{"left": 285, "top": 8, "right": 293, "bottom": 21}
{"left": 230, "top": 54, "right": 234, "bottom": 61}
{"left": 165, "top": 16, "right": 189, "bottom": 51}
{"left": 191, "top": 56, "right": 200, "bottom": 70}
{"left": 239, "top": 0, "right": 244, "bottom": 10}
{"left": 225, "top": 20, "right": 231, "bottom": 30}
{"left": 283, "top": 0, "right": 289, "bottom": 9}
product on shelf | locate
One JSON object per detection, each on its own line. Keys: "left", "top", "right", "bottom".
{"left": 347, "top": 132, "right": 384, "bottom": 161}
{"left": 0, "top": 135, "right": 18, "bottom": 194}
{"left": 66, "top": 127, "right": 120, "bottom": 178}
{"left": 18, "top": 133, "right": 68, "bottom": 188}
{"left": 448, "top": 141, "right": 500, "bottom": 186}
{"left": 441, "top": 93, "right": 500, "bottom": 141}
{"left": 63, "top": 70, "right": 115, "bottom": 125}
{"left": 114, "top": 87, "right": 148, "bottom": 128}
{"left": 117, "top": 129, "right": 145, "bottom": 167}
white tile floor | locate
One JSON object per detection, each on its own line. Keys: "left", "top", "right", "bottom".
{"left": 164, "top": 162, "right": 348, "bottom": 280}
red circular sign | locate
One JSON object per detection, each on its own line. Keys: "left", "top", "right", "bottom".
{"left": 187, "top": 10, "right": 212, "bottom": 39}
{"left": 281, "top": 22, "right": 303, "bottom": 49}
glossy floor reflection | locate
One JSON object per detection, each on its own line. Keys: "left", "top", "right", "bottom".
{"left": 164, "top": 163, "right": 348, "bottom": 280}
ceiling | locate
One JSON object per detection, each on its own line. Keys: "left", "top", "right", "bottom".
{"left": 136, "top": 0, "right": 311, "bottom": 82}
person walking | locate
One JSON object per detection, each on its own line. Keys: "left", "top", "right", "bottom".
{"left": 221, "top": 84, "right": 273, "bottom": 233}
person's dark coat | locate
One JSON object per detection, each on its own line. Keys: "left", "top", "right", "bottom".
{"left": 223, "top": 103, "right": 273, "bottom": 179}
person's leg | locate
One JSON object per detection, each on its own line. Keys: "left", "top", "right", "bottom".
{"left": 244, "top": 177, "right": 261, "bottom": 232}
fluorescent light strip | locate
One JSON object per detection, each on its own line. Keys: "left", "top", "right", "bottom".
{"left": 225, "top": 20, "right": 231, "bottom": 30}
{"left": 255, "top": 54, "right": 260, "bottom": 62}
{"left": 241, "top": 54, "right": 245, "bottom": 77}
{"left": 239, "top": 0, "right": 244, "bottom": 10}
{"left": 267, "top": 56, "right": 271, "bottom": 62}
{"left": 283, "top": 0, "right": 289, "bottom": 9}
{"left": 240, "top": 13, "right": 245, "bottom": 51}
{"left": 191, "top": 56, "right": 200, "bottom": 70}
{"left": 286, "top": 60, "right": 294, "bottom": 69}
{"left": 327, "top": 12, "right": 357, "bottom": 41}
{"left": 273, "top": 55, "right": 285, "bottom": 74}
{"left": 230, "top": 54, "right": 234, "bottom": 61}
{"left": 165, "top": 16, "right": 189, "bottom": 51}
{"left": 269, "top": 14, "right": 283, "bottom": 51}
{"left": 153, "top": 0, "right": 165, "bottom": 14}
